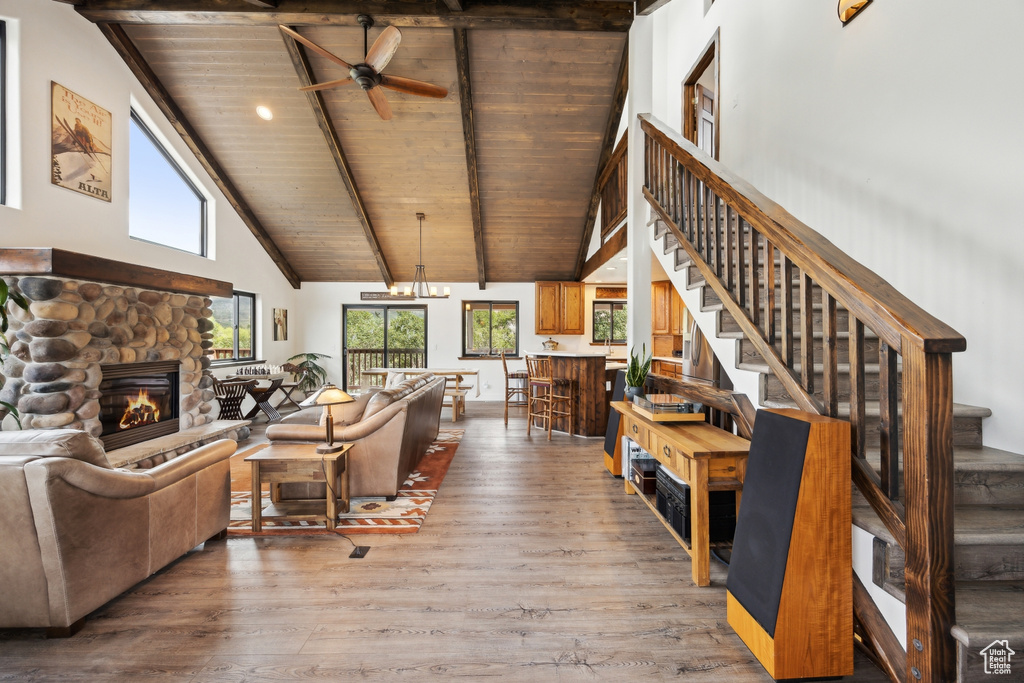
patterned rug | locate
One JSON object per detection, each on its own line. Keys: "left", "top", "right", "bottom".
{"left": 228, "top": 429, "right": 462, "bottom": 536}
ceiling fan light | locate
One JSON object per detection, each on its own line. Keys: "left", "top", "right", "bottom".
{"left": 255, "top": 105, "right": 273, "bottom": 121}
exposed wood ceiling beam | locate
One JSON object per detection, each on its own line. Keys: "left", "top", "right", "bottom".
{"left": 453, "top": 28, "right": 486, "bottom": 290}
{"left": 636, "top": 0, "right": 673, "bottom": 15}
{"left": 280, "top": 26, "right": 394, "bottom": 288}
{"left": 442, "top": 0, "right": 464, "bottom": 11}
{"left": 242, "top": 0, "right": 278, "bottom": 8}
{"left": 97, "top": 23, "right": 302, "bottom": 289}
{"left": 580, "top": 223, "right": 627, "bottom": 281}
{"left": 573, "top": 39, "right": 628, "bottom": 281}
{"left": 75, "top": 1, "right": 633, "bottom": 31}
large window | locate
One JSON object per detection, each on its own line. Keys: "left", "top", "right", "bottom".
{"left": 462, "top": 301, "right": 519, "bottom": 357}
{"left": 129, "top": 110, "right": 207, "bottom": 255}
{"left": 210, "top": 292, "right": 255, "bottom": 363}
{"left": 1, "top": 20, "right": 7, "bottom": 206}
{"left": 593, "top": 300, "right": 627, "bottom": 344}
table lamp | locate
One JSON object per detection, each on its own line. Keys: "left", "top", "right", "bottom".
{"left": 299, "top": 383, "right": 355, "bottom": 454}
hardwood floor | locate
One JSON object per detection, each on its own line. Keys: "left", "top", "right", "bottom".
{"left": 0, "top": 403, "right": 887, "bottom": 681}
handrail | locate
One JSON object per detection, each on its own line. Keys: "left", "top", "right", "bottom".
{"left": 599, "top": 133, "right": 628, "bottom": 240}
{"left": 640, "top": 112, "right": 963, "bottom": 681}
{"left": 640, "top": 115, "right": 965, "bottom": 355}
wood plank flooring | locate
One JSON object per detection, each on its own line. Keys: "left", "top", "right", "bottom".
{"left": 0, "top": 403, "right": 887, "bottom": 681}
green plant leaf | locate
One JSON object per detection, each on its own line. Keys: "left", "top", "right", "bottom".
{"left": 0, "top": 401, "right": 23, "bottom": 430}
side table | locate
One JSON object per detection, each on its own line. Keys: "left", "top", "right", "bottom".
{"left": 244, "top": 442, "right": 351, "bottom": 532}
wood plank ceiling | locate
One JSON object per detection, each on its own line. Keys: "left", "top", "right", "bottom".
{"left": 71, "top": 1, "right": 631, "bottom": 288}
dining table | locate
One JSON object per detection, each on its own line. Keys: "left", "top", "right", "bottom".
{"left": 361, "top": 367, "right": 480, "bottom": 396}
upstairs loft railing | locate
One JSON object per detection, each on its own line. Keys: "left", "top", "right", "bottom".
{"left": 640, "top": 113, "right": 966, "bottom": 682}
{"left": 345, "top": 348, "right": 426, "bottom": 390}
{"left": 599, "top": 133, "right": 628, "bottom": 241}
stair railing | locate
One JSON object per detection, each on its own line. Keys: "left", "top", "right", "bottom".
{"left": 640, "top": 113, "right": 966, "bottom": 682}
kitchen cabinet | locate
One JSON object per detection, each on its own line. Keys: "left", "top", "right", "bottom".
{"left": 535, "top": 281, "right": 584, "bottom": 335}
{"left": 652, "top": 281, "right": 672, "bottom": 335}
{"left": 670, "top": 286, "right": 686, "bottom": 335}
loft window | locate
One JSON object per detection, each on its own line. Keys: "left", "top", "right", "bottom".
{"left": 1, "top": 20, "right": 7, "bottom": 206}
{"left": 593, "top": 300, "right": 627, "bottom": 344}
{"left": 462, "top": 301, "right": 519, "bottom": 357}
{"left": 209, "top": 292, "right": 255, "bottom": 363}
{"left": 129, "top": 109, "right": 207, "bottom": 255}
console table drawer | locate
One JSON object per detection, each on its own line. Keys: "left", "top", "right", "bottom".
{"left": 625, "top": 416, "right": 651, "bottom": 451}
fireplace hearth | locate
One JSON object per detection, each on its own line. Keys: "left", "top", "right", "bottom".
{"left": 99, "top": 361, "right": 180, "bottom": 450}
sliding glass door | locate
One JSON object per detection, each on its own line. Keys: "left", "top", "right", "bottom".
{"left": 342, "top": 305, "right": 427, "bottom": 391}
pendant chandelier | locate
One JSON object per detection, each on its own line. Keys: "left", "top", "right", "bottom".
{"left": 391, "top": 212, "right": 449, "bottom": 299}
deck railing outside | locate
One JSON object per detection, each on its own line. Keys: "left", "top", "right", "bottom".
{"left": 345, "top": 348, "right": 426, "bottom": 390}
{"left": 640, "top": 113, "right": 965, "bottom": 682}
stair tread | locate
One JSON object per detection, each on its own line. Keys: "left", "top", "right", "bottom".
{"left": 858, "top": 444, "right": 1024, "bottom": 473}
{"left": 763, "top": 398, "right": 992, "bottom": 420}
{"left": 853, "top": 505, "right": 1024, "bottom": 545}
{"left": 951, "top": 580, "right": 1024, "bottom": 646}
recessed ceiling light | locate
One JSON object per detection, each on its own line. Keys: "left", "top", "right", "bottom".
{"left": 618, "top": 256, "right": 628, "bottom": 261}
{"left": 256, "top": 105, "right": 273, "bottom": 121}
{"left": 606, "top": 266, "right": 616, "bottom": 271}
{"left": 595, "top": 279, "right": 603, "bottom": 283}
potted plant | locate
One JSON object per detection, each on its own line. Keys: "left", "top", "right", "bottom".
{"left": 285, "top": 352, "right": 331, "bottom": 395}
{"left": 0, "top": 280, "right": 29, "bottom": 427}
{"left": 625, "top": 343, "right": 652, "bottom": 402}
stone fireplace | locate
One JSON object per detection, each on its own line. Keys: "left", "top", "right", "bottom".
{"left": 1, "top": 273, "right": 216, "bottom": 440}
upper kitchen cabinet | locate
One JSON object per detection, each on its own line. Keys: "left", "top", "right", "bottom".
{"left": 535, "top": 281, "right": 584, "bottom": 335}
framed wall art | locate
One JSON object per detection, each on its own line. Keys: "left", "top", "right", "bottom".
{"left": 273, "top": 308, "right": 288, "bottom": 341}
{"left": 51, "top": 82, "right": 112, "bottom": 201}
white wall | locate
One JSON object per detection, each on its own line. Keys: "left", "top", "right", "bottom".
{"left": 642, "top": 0, "right": 1024, "bottom": 451}
{"left": 0, "top": 1, "right": 300, "bottom": 365}
{"left": 293, "top": 281, "right": 569, "bottom": 401}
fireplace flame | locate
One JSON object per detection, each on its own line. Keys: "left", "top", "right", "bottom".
{"left": 119, "top": 389, "right": 161, "bottom": 430}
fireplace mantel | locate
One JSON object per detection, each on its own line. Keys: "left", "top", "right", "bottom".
{"left": 0, "top": 248, "right": 232, "bottom": 297}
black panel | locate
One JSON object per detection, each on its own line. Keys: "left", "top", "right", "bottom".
{"left": 603, "top": 369, "right": 627, "bottom": 461}
{"left": 726, "top": 410, "right": 811, "bottom": 638}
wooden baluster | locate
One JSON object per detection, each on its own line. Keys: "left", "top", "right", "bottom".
{"left": 800, "top": 271, "right": 814, "bottom": 394}
{"left": 703, "top": 186, "right": 712, "bottom": 272}
{"left": 765, "top": 241, "right": 776, "bottom": 344}
{"left": 741, "top": 218, "right": 749, "bottom": 309}
{"left": 682, "top": 168, "right": 692, "bottom": 241}
{"left": 748, "top": 228, "right": 760, "bottom": 327}
{"left": 780, "top": 255, "right": 794, "bottom": 368}
{"left": 694, "top": 178, "right": 705, "bottom": 257}
{"left": 879, "top": 341, "right": 899, "bottom": 499}
{"left": 849, "top": 318, "right": 866, "bottom": 460}
{"left": 725, "top": 204, "right": 734, "bottom": 294}
{"left": 822, "top": 291, "right": 838, "bottom": 416}
{"left": 670, "top": 159, "right": 678, "bottom": 225}
{"left": 713, "top": 193, "right": 723, "bottom": 278}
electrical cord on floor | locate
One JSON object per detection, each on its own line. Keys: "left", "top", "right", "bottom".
{"left": 320, "top": 453, "right": 370, "bottom": 557}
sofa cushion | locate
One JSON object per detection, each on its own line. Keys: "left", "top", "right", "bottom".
{"left": 0, "top": 429, "right": 111, "bottom": 469}
{"left": 361, "top": 390, "right": 396, "bottom": 420}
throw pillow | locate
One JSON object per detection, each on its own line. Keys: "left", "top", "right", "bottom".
{"left": 384, "top": 371, "right": 406, "bottom": 389}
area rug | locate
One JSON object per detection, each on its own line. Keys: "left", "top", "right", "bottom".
{"left": 227, "top": 429, "right": 463, "bottom": 536}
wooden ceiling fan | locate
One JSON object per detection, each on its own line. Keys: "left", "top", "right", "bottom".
{"left": 280, "top": 15, "right": 448, "bottom": 121}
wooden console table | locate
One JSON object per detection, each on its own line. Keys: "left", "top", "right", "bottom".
{"left": 610, "top": 401, "right": 750, "bottom": 587}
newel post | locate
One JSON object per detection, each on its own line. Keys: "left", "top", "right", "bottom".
{"left": 901, "top": 342, "right": 957, "bottom": 682}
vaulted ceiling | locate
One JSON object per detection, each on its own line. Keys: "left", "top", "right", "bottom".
{"left": 70, "top": 1, "right": 632, "bottom": 289}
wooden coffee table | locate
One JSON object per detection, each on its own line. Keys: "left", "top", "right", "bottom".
{"left": 244, "top": 442, "right": 352, "bottom": 532}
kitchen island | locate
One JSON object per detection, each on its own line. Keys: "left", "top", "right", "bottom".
{"left": 526, "top": 351, "right": 618, "bottom": 437}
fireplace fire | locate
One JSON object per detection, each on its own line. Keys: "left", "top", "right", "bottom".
{"left": 119, "top": 389, "right": 161, "bottom": 430}
{"left": 99, "top": 361, "right": 180, "bottom": 450}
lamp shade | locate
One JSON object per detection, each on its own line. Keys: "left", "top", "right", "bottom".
{"left": 299, "top": 383, "right": 354, "bottom": 408}
{"left": 838, "top": 0, "right": 871, "bottom": 24}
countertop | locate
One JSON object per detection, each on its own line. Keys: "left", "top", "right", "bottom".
{"left": 653, "top": 356, "right": 684, "bottom": 363}
{"left": 528, "top": 350, "right": 621, "bottom": 358}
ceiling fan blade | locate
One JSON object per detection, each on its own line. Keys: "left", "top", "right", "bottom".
{"left": 365, "top": 25, "right": 402, "bottom": 74}
{"left": 366, "top": 86, "right": 393, "bottom": 121}
{"left": 298, "top": 77, "right": 354, "bottom": 92}
{"left": 380, "top": 74, "right": 448, "bottom": 99}
{"left": 279, "top": 25, "right": 353, "bottom": 70}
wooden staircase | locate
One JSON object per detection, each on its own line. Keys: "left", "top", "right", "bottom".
{"left": 639, "top": 114, "right": 1024, "bottom": 682}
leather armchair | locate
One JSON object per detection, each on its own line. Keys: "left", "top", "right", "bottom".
{"left": 0, "top": 429, "right": 235, "bottom": 636}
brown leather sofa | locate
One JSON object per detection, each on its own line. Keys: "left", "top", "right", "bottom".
{"left": 266, "top": 373, "right": 445, "bottom": 498}
{"left": 0, "top": 429, "right": 235, "bottom": 636}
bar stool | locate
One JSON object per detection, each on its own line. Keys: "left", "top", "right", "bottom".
{"left": 525, "top": 356, "right": 576, "bottom": 440}
{"left": 501, "top": 351, "right": 529, "bottom": 426}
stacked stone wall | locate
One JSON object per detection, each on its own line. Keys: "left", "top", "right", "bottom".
{"left": 0, "top": 276, "right": 216, "bottom": 436}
